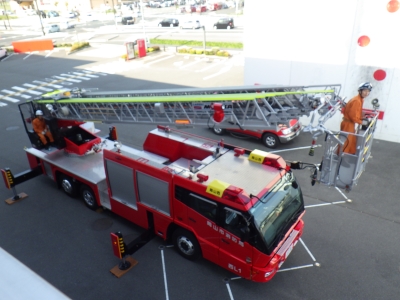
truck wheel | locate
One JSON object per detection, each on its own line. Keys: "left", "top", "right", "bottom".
{"left": 262, "top": 133, "right": 279, "bottom": 149}
{"left": 212, "top": 127, "right": 225, "bottom": 135}
{"left": 80, "top": 185, "right": 99, "bottom": 210}
{"left": 172, "top": 228, "right": 201, "bottom": 261}
{"left": 59, "top": 174, "right": 77, "bottom": 197}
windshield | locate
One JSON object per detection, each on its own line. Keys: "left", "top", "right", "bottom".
{"left": 249, "top": 173, "right": 304, "bottom": 254}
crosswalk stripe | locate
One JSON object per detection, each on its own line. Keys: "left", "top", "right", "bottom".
{"left": 33, "top": 81, "right": 64, "bottom": 89}
{"left": 82, "top": 70, "right": 107, "bottom": 76}
{"left": 19, "top": 94, "right": 31, "bottom": 99}
{"left": 23, "top": 83, "right": 53, "bottom": 92}
{"left": 71, "top": 72, "right": 92, "bottom": 80}
{"left": 0, "top": 102, "right": 7, "bottom": 107}
{"left": 3, "top": 96, "right": 20, "bottom": 103}
{"left": 12, "top": 86, "right": 41, "bottom": 95}
{"left": 2, "top": 89, "right": 14, "bottom": 94}
{"left": 52, "top": 76, "right": 81, "bottom": 83}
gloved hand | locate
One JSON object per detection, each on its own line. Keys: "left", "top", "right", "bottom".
{"left": 362, "top": 119, "right": 369, "bottom": 126}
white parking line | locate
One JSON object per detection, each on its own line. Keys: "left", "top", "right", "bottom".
{"left": 45, "top": 50, "right": 55, "bottom": 58}
{"left": 196, "top": 59, "right": 225, "bottom": 73}
{"left": 203, "top": 66, "right": 231, "bottom": 80}
{"left": 23, "top": 83, "right": 52, "bottom": 92}
{"left": 23, "top": 52, "right": 33, "bottom": 60}
{"left": 180, "top": 58, "right": 204, "bottom": 69}
{"left": 145, "top": 55, "right": 175, "bottom": 66}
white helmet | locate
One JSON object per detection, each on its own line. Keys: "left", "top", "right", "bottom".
{"left": 36, "top": 110, "right": 43, "bottom": 116}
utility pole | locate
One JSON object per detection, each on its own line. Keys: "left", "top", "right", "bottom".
{"left": 1, "top": 0, "right": 11, "bottom": 29}
{"left": 33, "top": 0, "right": 45, "bottom": 35}
{"left": 111, "top": 0, "right": 117, "bottom": 28}
{"left": 140, "top": 0, "right": 147, "bottom": 47}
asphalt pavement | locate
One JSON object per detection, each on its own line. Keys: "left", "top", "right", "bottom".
{"left": 0, "top": 43, "right": 400, "bottom": 300}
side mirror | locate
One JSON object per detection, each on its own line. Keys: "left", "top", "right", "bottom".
{"left": 239, "top": 225, "right": 250, "bottom": 242}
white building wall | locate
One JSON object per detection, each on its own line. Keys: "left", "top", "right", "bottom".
{"left": 244, "top": 0, "right": 400, "bottom": 142}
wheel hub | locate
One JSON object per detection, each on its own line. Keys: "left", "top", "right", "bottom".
{"left": 177, "top": 236, "right": 195, "bottom": 256}
{"left": 61, "top": 179, "right": 73, "bottom": 193}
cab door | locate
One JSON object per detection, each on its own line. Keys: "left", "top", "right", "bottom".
{"left": 218, "top": 208, "right": 253, "bottom": 279}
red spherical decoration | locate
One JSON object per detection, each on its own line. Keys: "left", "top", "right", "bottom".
{"left": 387, "top": 0, "right": 399, "bottom": 13}
{"left": 373, "top": 70, "right": 387, "bottom": 81}
{"left": 358, "top": 35, "right": 370, "bottom": 47}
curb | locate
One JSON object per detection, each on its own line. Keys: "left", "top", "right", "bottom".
{"left": 66, "top": 45, "right": 91, "bottom": 55}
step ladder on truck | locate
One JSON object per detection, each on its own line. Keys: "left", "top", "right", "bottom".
{"left": 1, "top": 84, "right": 379, "bottom": 282}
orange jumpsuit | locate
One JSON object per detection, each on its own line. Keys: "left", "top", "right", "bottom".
{"left": 32, "top": 117, "right": 54, "bottom": 145}
{"left": 340, "top": 94, "right": 364, "bottom": 154}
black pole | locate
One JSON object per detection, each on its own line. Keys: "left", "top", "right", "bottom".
{"left": 33, "top": 0, "right": 45, "bottom": 36}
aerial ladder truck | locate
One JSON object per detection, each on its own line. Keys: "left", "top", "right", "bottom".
{"left": 1, "top": 84, "right": 379, "bottom": 282}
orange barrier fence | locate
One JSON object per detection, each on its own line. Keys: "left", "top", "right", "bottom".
{"left": 12, "top": 40, "right": 54, "bottom": 53}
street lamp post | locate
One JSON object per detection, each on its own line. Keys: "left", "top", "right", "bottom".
{"left": 33, "top": 0, "right": 45, "bottom": 36}
{"left": 202, "top": 26, "right": 206, "bottom": 54}
{"left": 140, "top": 0, "right": 147, "bottom": 47}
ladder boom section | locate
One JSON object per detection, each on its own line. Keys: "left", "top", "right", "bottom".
{"left": 32, "top": 84, "right": 342, "bottom": 130}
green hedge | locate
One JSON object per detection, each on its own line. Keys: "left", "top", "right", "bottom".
{"left": 177, "top": 47, "right": 231, "bottom": 57}
{"left": 150, "top": 38, "right": 242, "bottom": 49}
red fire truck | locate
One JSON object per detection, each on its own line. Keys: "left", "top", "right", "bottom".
{"left": 2, "top": 84, "right": 378, "bottom": 282}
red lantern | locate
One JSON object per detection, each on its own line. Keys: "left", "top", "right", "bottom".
{"left": 357, "top": 35, "right": 370, "bottom": 47}
{"left": 373, "top": 70, "right": 387, "bottom": 81}
{"left": 387, "top": 0, "right": 399, "bottom": 13}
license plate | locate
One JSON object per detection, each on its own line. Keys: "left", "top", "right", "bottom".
{"left": 285, "top": 243, "right": 294, "bottom": 259}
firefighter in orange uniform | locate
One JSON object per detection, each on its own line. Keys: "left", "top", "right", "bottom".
{"left": 32, "top": 110, "right": 54, "bottom": 149}
{"left": 340, "top": 82, "right": 372, "bottom": 154}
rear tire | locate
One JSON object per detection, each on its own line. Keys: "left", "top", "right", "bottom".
{"left": 262, "top": 133, "right": 279, "bottom": 149}
{"left": 80, "top": 185, "right": 99, "bottom": 210}
{"left": 172, "top": 228, "right": 201, "bottom": 260}
{"left": 59, "top": 174, "right": 78, "bottom": 197}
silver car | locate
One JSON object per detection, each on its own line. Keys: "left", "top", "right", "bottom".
{"left": 45, "top": 24, "right": 61, "bottom": 33}
{"left": 180, "top": 20, "right": 201, "bottom": 29}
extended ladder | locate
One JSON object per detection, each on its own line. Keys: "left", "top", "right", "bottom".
{"left": 31, "top": 84, "right": 343, "bottom": 131}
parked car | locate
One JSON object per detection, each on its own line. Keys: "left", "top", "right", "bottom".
{"left": 158, "top": 18, "right": 179, "bottom": 27}
{"left": 213, "top": 18, "right": 234, "bottom": 29}
{"left": 196, "top": 5, "right": 207, "bottom": 12}
{"left": 61, "top": 21, "right": 75, "bottom": 29}
{"left": 122, "top": 16, "right": 134, "bottom": 25}
{"left": 180, "top": 20, "right": 201, "bottom": 29}
{"left": 212, "top": 119, "right": 302, "bottom": 149}
{"left": 0, "top": 47, "right": 7, "bottom": 60}
{"left": 186, "top": 5, "right": 196, "bottom": 12}
{"left": 47, "top": 11, "right": 59, "bottom": 18}
{"left": 44, "top": 24, "right": 61, "bottom": 33}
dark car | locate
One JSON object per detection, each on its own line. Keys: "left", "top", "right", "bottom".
{"left": 158, "top": 18, "right": 179, "bottom": 27}
{"left": 122, "top": 16, "right": 134, "bottom": 25}
{"left": 213, "top": 18, "right": 234, "bottom": 29}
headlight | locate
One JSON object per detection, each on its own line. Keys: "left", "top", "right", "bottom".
{"left": 281, "top": 128, "right": 291, "bottom": 135}
{"left": 264, "top": 270, "right": 274, "bottom": 277}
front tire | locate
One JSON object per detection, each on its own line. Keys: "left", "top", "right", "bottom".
{"left": 262, "top": 133, "right": 279, "bottom": 149}
{"left": 212, "top": 127, "right": 225, "bottom": 135}
{"left": 80, "top": 185, "right": 99, "bottom": 210}
{"left": 173, "top": 228, "right": 201, "bottom": 260}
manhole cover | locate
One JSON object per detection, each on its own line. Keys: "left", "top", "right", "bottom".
{"left": 91, "top": 218, "right": 113, "bottom": 231}
{"left": 6, "top": 126, "right": 19, "bottom": 131}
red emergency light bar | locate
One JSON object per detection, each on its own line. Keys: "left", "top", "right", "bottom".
{"left": 234, "top": 148, "right": 245, "bottom": 157}
{"left": 222, "top": 186, "right": 250, "bottom": 204}
{"left": 197, "top": 173, "right": 209, "bottom": 183}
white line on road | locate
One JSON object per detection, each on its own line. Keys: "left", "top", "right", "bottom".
{"left": 3, "top": 97, "right": 20, "bottom": 103}
{"left": 0, "top": 102, "right": 7, "bottom": 107}
{"left": 12, "top": 86, "right": 41, "bottom": 95}
{"left": 160, "top": 249, "right": 169, "bottom": 300}
{"left": 23, "top": 83, "right": 52, "bottom": 92}
{"left": 82, "top": 70, "right": 107, "bottom": 76}
{"left": 179, "top": 58, "right": 204, "bottom": 69}
{"left": 23, "top": 52, "right": 33, "bottom": 60}
{"left": 45, "top": 50, "right": 55, "bottom": 58}
{"left": 203, "top": 66, "right": 231, "bottom": 80}
{"left": 277, "top": 264, "right": 315, "bottom": 272}
{"left": 2, "top": 89, "right": 15, "bottom": 94}
{"left": 196, "top": 59, "right": 225, "bottom": 73}
{"left": 33, "top": 81, "right": 63, "bottom": 89}
{"left": 52, "top": 76, "right": 81, "bottom": 83}
{"left": 299, "top": 238, "right": 317, "bottom": 262}
{"left": 61, "top": 73, "right": 90, "bottom": 81}
{"left": 71, "top": 72, "right": 92, "bottom": 80}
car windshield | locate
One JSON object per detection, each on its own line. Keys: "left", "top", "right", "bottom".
{"left": 249, "top": 172, "right": 304, "bottom": 253}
